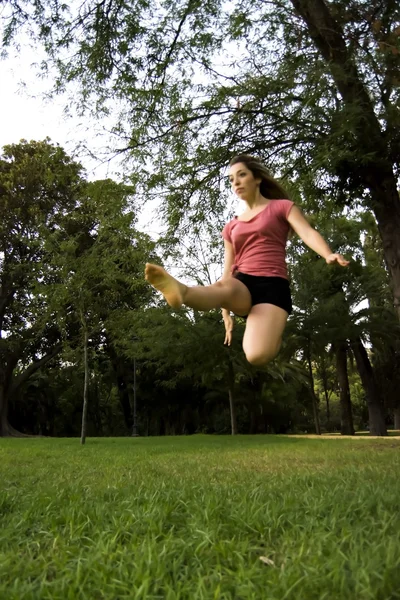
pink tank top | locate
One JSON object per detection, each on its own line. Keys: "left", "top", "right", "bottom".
{"left": 221, "top": 199, "right": 294, "bottom": 279}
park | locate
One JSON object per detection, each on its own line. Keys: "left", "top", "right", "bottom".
{"left": 1, "top": 0, "right": 400, "bottom": 598}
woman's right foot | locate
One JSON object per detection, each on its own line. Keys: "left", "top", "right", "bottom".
{"left": 144, "top": 263, "right": 187, "bottom": 309}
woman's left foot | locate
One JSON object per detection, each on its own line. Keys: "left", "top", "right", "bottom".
{"left": 144, "top": 263, "right": 187, "bottom": 309}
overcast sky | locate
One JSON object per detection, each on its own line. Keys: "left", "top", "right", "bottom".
{"left": 0, "top": 48, "right": 123, "bottom": 179}
{"left": 0, "top": 46, "right": 174, "bottom": 245}
{"left": 0, "top": 47, "right": 226, "bottom": 283}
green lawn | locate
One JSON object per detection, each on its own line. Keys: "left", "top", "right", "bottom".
{"left": 1, "top": 435, "right": 400, "bottom": 600}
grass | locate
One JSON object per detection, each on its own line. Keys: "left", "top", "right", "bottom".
{"left": 1, "top": 435, "right": 400, "bottom": 600}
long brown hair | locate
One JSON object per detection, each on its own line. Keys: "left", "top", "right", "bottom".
{"left": 229, "top": 154, "right": 290, "bottom": 200}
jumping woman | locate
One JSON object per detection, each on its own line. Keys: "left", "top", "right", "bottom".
{"left": 145, "top": 154, "right": 349, "bottom": 366}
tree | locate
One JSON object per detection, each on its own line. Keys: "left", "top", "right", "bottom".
{"left": 3, "top": 0, "right": 399, "bottom": 436}
{"left": 286, "top": 199, "right": 394, "bottom": 435}
{"left": 0, "top": 140, "right": 157, "bottom": 437}
{"left": 334, "top": 341, "right": 355, "bottom": 435}
{"left": 289, "top": 0, "right": 400, "bottom": 314}
{"left": 3, "top": 0, "right": 398, "bottom": 316}
{"left": 0, "top": 139, "right": 85, "bottom": 436}
{"left": 314, "top": 351, "right": 337, "bottom": 430}
{"left": 48, "top": 178, "right": 158, "bottom": 442}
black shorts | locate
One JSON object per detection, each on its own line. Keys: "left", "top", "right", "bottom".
{"left": 234, "top": 272, "right": 293, "bottom": 316}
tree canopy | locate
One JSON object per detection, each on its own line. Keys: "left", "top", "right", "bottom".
{"left": 0, "top": 139, "right": 157, "bottom": 436}
{"left": 1, "top": 1, "right": 400, "bottom": 437}
{"left": 2, "top": 0, "right": 399, "bottom": 312}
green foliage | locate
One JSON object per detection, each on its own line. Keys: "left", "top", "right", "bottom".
{"left": 2, "top": 2, "right": 399, "bottom": 434}
{"left": 0, "top": 139, "right": 159, "bottom": 436}
{"left": 47, "top": 177, "right": 155, "bottom": 342}
{"left": 3, "top": 1, "right": 398, "bottom": 231}
{"left": 0, "top": 139, "right": 87, "bottom": 432}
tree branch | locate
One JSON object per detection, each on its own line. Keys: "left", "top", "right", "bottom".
{"left": 7, "top": 343, "right": 63, "bottom": 400}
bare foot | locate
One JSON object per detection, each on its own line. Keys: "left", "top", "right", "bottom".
{"left": 145, "top": 263, "right": 187, "bottom": 309}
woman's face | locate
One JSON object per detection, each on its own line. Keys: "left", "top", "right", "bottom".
{"left": 228, "top": 162, "right": 260, "bottom": 200}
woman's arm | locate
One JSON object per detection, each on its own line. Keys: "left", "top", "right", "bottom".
{"left": 222, "top": 239, "right": 235, "bottom": 279}
{"left": 221, "top": 239, "right": 235, "bottom": 345}
{"left": 287, "top": 206, "right": 349, "bottom": 266}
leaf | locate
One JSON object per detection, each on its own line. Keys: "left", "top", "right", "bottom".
{"left": 259, "top": 556, "right": 275, "bottom": 566}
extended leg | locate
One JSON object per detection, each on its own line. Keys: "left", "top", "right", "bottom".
{"left": 242, "top": 304, "right": 289, "bottom": 366}
{"left": 145, "top": 263, "right": 252, "bottom": 316}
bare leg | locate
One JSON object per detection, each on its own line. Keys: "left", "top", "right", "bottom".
{"left": 145, "top": 263, "right": 252, "bottom": 315}
{"left": 242, "top": 304, "right": 288, "bottom": 366}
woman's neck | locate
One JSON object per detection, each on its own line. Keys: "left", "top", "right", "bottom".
{"left": 245, "top": 192, "right": 269, "bottom": 210}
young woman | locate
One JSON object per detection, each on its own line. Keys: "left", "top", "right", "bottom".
{"left": 145, "top": 154, "right": 349, "bottom": 366}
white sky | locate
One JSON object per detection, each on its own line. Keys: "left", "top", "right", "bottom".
{"left": 0, "top": 51, "right": 123, "bottom": 176}
{"left": 0, "top": 48, "right": 227, "bottom": 284}
{"left": 0, "top": 48, "right": 172, "bottom": 242}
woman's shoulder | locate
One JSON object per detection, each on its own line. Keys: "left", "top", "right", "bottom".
{"left": 270, "top": 199, "right": 294, "bottom": 218}
{"left": 221, "top": 218, "right": 235, "bottom": 240}
{"left": 270, "top": 198, "right": 294, "bottom": 207}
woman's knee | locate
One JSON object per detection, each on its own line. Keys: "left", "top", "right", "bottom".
{"left": 244, "top": 341, "right": 282, "bottom": 366}
{"left": 245, "top": 349, "right": 277, "bottom": 366}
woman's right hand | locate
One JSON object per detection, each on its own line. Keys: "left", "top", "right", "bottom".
{"left": 224, "top": 327, "right": 233, "bottom": 346}
{"left": 222, "top": 311, "right": 234, "bottom": 346}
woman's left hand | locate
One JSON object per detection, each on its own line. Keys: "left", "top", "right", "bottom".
{"left": 326, "top": 253, "right": 350, "bottom": 267}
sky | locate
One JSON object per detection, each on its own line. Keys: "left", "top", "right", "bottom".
{"left": 0, "top": 46, "right": 173, "bottom": 245}
{"left": 0, "top": 47, "right": 227, "bottom": 284}
{"left": 1, "top": 50, "right": 122, "bottom": 180}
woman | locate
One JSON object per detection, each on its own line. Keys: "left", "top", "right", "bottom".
{"left": 145, "top": 154, "right": 349, "bottom": 366}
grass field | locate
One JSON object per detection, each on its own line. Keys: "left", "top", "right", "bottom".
{"left": 1, "top": 435, "right": 400, "bottom": 600}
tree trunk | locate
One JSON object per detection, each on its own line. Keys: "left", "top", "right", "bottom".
{"left": 291, "top": 0, "right": 400, "bottom": 320}
{"left": 335, "top": 343, "right": 355, "bottom": 435}
{"left": 91, "top": 378, "right": 103, "bottom": 436}
{"left": 306, "top": 346, "right": 321, "bottom": 435}
{"left": 352, "top": 338, "right": 387, "bottom": 436}
{"left": 119, "top": 385, "right": 133, "bottom": 431}
{"left": 80, "top": 320, "right": 89, "bottom": 445}
{"left": 323, "top": 381, "right": 331, "bottom": 429}
{"left": 0, "top": 387, "right": 10, "bottom": 436}
{"left": 227, "top": 354, "right": 237, "bottom": 435}
{"left": 370, "top": 187, "right": 400, "bottom": 322}
{"left": 0, "top": 344, "right": 62, "bottom": 437}
{"left": 131, "top": 356, "right": 139, "bottom": 437}
{"left": 394, "top": 406, "right": 400, "bottom": 431}
{"left": 107, "top": 342, "right": 133, "bottom": 431}
{"left": 318, "top": 357, "right": 332, "bottom": 429}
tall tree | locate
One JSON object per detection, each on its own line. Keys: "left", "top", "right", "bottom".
{"left": 0, "top": 139, "right": 85, "bottom": 436}
{"left": 3, "top": 0, "right": 399, "bottom": 436}
{"left": 286, "top": 201, "right": 392, "bottom": 435}
{"left": 335, "top": 341, "right": 355, "bottom": 435}
{"left": 0, "top": 140, "right": 156, "bottom": 436}
{"left": 350, "top": 337, "right": 387, "bottom": 436}
{"left": 48, "top": 178, "right": 157, "bottom": 441}
{"left": 290, "top": 0, "right": 400, "bottom": 317}
{"left": 3, "top": 0, "right": 398, "bottom": 317}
